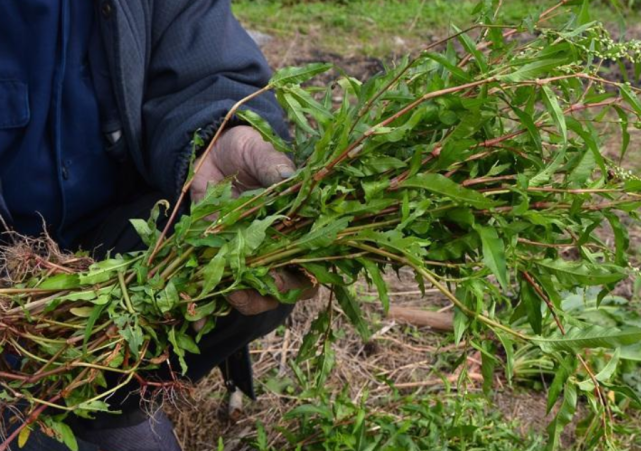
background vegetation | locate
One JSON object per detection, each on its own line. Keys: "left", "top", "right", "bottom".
{"left": 232, "top": 0, "right": 641, "bottom": 57}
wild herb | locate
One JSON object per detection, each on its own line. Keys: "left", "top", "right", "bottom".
{"left": 2, "top": 1, "right": 641, "bottom": 449}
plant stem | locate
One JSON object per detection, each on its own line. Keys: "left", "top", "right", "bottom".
{"left": 118, "top": 271, "right": 135, "bottom": 315}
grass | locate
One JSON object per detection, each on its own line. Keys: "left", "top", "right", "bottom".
{"left": 232, "top": 0, "right": 640, "bottom": 57}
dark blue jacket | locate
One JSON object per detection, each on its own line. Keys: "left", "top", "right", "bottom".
{"left": 0, "top": 0, "right": 288, "bottom": 399}
{"left": 97, "top": 0, "right": 288, "bottom": 196}
{"left": 0, "top": 0, "right": 287, "bottom": 223}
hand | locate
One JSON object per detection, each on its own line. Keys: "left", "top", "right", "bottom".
{"left": 190, "top": 126, "right": 316, "bottom": 320}
{"left": 190, "top": 125, "right": 295, "bottom": 202}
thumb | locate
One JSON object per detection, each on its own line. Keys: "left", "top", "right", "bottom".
{"left": 239, "top": 129, "right": 295, "bottom": 187}
{"left": 251, "top": 144, "right": 296, "bottom": 187}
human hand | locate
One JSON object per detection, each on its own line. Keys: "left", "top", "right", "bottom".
{"left": 190, "top": 125, "right": 295, "bottom": 201}
{"left": 190, "top": 126, "right": 316, "bottom": 321}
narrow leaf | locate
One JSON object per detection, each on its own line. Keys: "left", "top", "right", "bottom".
{"left": 334, "top": 285, "right": 370, "bottom": 339}
{"left": 271, "top": 63, "right": 333, "bottom": 86}
{"left": 402, "top": 174, "right": 499, "bottom": 209}
{"left": 533, "top": 326, "right": 641, "bottom": 353}
{"left": 541, "top": 85, "right": 567, "bottom": 144}
{"left": 474, "top": 225, "right": 508, "bottom": 290}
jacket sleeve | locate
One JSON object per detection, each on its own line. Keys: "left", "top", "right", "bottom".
{"left": 142, "top": 0, "right": 288, "bottom": 199}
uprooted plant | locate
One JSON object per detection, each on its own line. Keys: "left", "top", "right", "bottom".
{"left": 2, "top": 1, "right": 641, "bottom": 449}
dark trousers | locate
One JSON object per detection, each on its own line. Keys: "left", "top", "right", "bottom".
{"left": 7, "top": 193, "right": 292, "bottom": 451}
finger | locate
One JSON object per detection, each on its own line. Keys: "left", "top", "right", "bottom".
{"left": 272, "top": 269, "right": 319, "bottom": 301}
{"left": 213, "top": 126, "right": 295, "bottom": 189}
{"left": 249, "top": 144, "right": 296, "bottom": 188}
{"left": 190, "top": 154, "right": 226, "bottom": 204}
{"left": 192, "top": 317, "right": 208, "bottom": 332}
{"left": 231, "top": 127, "right": 295, "bottom": 187}
{"left": 227, "top": 289, "right": 280, "bottom": 316}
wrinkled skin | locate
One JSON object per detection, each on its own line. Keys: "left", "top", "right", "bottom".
{"left": 190, "top": 126, "right": 317, "bottom": 323}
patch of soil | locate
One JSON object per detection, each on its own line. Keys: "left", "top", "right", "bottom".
{"left": 262, "top": 35, "right": 386, "bottom": 82}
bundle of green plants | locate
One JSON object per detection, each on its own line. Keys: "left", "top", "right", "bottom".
{"left": 2, "top": 1, "right": 641, "bottom": 449}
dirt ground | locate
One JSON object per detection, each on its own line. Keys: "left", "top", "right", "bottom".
{"left": 166, "top": 30, "right": 641, "bottom": 451}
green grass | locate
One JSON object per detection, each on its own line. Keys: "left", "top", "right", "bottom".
{"left": 232, "top": 0, "right": 639, "bottom": 57}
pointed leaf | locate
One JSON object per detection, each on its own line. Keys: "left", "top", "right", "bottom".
{"left": 402, "top": 174, "right": 499, "bottom": 209}
{"left": 474, "top": 225, "right": 508, "bottom": 290}
{"left": 533, "top": 326, "right": 641, "bottom": 353}
{"left": 271, "top": 63, "right": 333, "bottom": 86}
{"left": 541, "top": 85, "right": 567, "bottom": 144}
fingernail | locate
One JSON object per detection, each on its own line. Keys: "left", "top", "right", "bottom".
{"left": 276, "top": 165, "right": 294, "bottom": 179}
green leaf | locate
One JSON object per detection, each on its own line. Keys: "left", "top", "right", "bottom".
{"left": 271, "top": 63, "right": 333, "bottom": 86}
{"left": 474, "top": 225, "right": 508, "bottom": 290}
{"left": 605, "top": 212, "right": 629, "bottom": 267}
{"left": 201, "top": 248, "right": 228, "bottom": 296}
{"left": 402, "top": 174, "right": 499, "bottom": 209}
{"left": 236, "top": 109, "right": 290, "bottom": 153}
{"left": 510, "top": 105, "right": 542, "bottom": 153}
{"left": 495, "top": 331, "right": 515, "bottom": 384}
{"left": 300, "top": 263, "right": 344, "bottom": 285}
{"left": 278, "top": 91, "right": 317, "bottom": 135}
{"left": 424, "top": 52, "right": 471, "bottom": 82}
{"left": 546, "top": 382, "right": 577, "bottom": 451}
{"left": 228, "top": 230, "right": 247, "bottom": 273}
{"left": 541, "top": 85, "right": 567, "bottom": 145}
{"left": 76, "top": 400, "right": 112, "bottom": 413}
{"left": 285, "top": 85, "right": 334, "bottom": 126}
{"left": 603, "top": 382, "right": 641, "bottom": 406}
{"left": 190, "top": 180, "right": 233, "bottom": 221}
{"left": 620, "top": 83, "right": 641, "bottom": 116}
{"left": 69, "top": 307, "right": 95, "bottom": 318}
{"left": 546, "top": 357, "right": 575, "bottom": 414}
{"left": 47, "top": 420, "right": 79, "bottom": 451}
{"left": 595, "top": 348, "right": 620, "bottom": 382}
{"left": 454, "top": 26, "right": 488, "bottom": 72}
{"left": 168, "top": 327, "right": 189, "bottom": 374}
{"left": 520, "top": 278, "right": 543, "bottom": 335}
{"left": 577, "top": 0, "right": 591, "bottom": 25}
{"left": 566, "top": 117, "right": 605, "bottom": 173}
{"left": 244, "top": 215, "right": 283, "bottom": 253}
{"left": 535, "top": 259, "right": 627, "bottom": 286}
{"left": 620, "top": 343, "right": 641, "bottom": 361}
{"left": 568, "top": 147, "right": 595, "bottom": 185}
{"left": 175, "top": 332, "right": 200, "bottom": 355}
{"left": 157, "top": 281, "right": 179, "bottom": 314}
{"left": 130, "top": 218, "right": 154, "bottom": 243}
{"left": 334, "top": 285, "right": 369, "bottom": 339}
{"left": 533, "top": 326, "right": 641, "bottom": 353}
{"left": 117, "top": 318, "right": 144, "bottom": 357}
{"left": 78, "top": 258, "right": 128, "bottom": 285}
{"left": 613, "top": 105, "right": 630, "bottom": 162}
{"left": 38, "top": 274, "right": 80, "bottom": 290}
{"left": 359, "top": 259, "right": 390, "bottom": 313}
{"left": 479, "top": 341, "right": 497, "bottom": 395}
{"left": 18, "top": 426, "right": 31, "bottom": 449}
{"left": 295, "top": 216, "right": 352, "bottom": 250}
{"left": 83, "top": 304, "right": 106, "bottom": 354}
{"left": 499, "top": 58, "right": 568, "bottom": 83}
